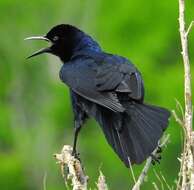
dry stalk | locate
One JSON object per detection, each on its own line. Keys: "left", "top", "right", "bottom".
{"left": 176, "top": 0, "right": 194, "bottom": 189}
{"left": 96, "top": 171, "right": 108, "bottom": 190}
{"left": 54, "top": 145, "right": 88, "bottom": 190}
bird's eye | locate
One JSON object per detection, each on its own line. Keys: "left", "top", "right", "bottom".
{"left": 53, "top": 36, "right": 59, "bottom": 41}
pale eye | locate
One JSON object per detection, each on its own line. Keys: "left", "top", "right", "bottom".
{"left": 53, "top": 36, "right": 59, "bottom": 41}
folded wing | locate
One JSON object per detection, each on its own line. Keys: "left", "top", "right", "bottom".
{"left": 59, "top": 58, "right": 125, "bottom": 112}
{"left": 95, "top": 55, "right": 144, "bottom": 101}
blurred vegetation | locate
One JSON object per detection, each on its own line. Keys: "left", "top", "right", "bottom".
{"left": 0, "top": 0, "right": 194, "bottom": 189}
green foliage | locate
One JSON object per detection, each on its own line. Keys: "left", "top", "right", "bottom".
{"left": 0, "top": 0, "right": 194, "bottom": 189}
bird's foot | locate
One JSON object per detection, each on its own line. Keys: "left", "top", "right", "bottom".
{"left": 156, "top": 146, "right": 162, "bottom": 154}
{"left": 72, "top": 150, "right": 81, "bottom": 161}
{"left": 151, "top": 146, "right": 162, "bottom": 165}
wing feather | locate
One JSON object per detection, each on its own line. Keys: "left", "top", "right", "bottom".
{"left": 95, "top": 56, "right": 144, "bottom": 100}
{"left": 60, "top": 59, "right": 125, "bottom": 112}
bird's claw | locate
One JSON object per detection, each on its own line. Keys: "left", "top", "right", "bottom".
{"left": 156, "top": 146, "right": 162, "bottom": 154}
{"left": 72, "top": 150, "right": 81, "bottom": 161}
{"left": 151, "top": 146, "right": 162, "bottom": 165}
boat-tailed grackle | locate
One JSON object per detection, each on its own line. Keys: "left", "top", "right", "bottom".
{"left": 25, "top": 24, "right": 170, "bottom": 167}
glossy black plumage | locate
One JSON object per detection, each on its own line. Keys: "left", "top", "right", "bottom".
{"left": 26, "top": 24, "right": 170, "bottom": 167}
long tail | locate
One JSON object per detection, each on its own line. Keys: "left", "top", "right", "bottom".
{"left": 94, "top": 102, "right": 170, "bottom": 167}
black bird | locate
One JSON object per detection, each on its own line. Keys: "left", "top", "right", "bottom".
{"left": 25, "top": 24, "right": 170, "bottom": 167}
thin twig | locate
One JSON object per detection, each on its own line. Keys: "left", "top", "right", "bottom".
{"left": 186, "top": 21, "right": 194, "bottom": 37}
{"left": 176, "top": 140, "right": 186, "bottom": 190}
{"left": 128, "top": 157, "right": 137, "bottom": 184}
{"left": 132, "top": 135, "right": 170, "bottom": 190}
{"left": 175, "top": 98, "right": 184, "bottom": 121}
{"left": 172, "top": 110, "right": 184, "bottom": 126}
{"left": 152, "top": 182, "right": 160, "bottom": 190}
{"left": 160, "top": 171, "right": 173, "bottom": 190}
{"left": 43, "top": 172, "right": 47, "bottom": 190}
{"left": 153, "top": 169, "right": 164, "bottom": 190}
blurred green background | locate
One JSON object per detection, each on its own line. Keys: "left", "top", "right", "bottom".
{"left": 0, "top": 0, "right": 194, "bottom": 189}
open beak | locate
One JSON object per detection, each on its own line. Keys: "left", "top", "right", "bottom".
{"left": 24, "top": 36, "right": 52, "bottom": 59}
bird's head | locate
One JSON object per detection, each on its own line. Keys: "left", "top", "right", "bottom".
{"left": 25, "top": 24, "right": 91, "bottom": 62}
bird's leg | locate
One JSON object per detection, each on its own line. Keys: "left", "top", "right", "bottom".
{"left": 72, "top": 121, "right": 81, "bottom": 159}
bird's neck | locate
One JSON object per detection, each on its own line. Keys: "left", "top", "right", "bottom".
{"left": 59, "top": 33, "right": 102, "bottom": 63}
{"left": 74, "top": 34, "right": 102, "bottom": 53}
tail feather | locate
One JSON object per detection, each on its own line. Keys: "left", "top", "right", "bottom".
{"left": 84, "top": 98, "right": 170, "bottom": 167}
{"left": 93, "top": 102, "right": 170, "bottom": 166}
{"left": 136, "top": 104, "right": 169, "bottom": 128}
{"left": 126, "top": 107, "right": 162, "bottom": 163}
{"left": 96, "top": 110, "right": 125, "bottom": 161}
